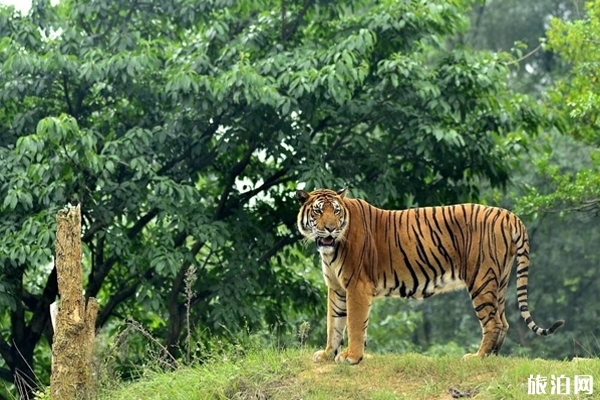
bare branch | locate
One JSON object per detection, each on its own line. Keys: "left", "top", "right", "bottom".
{"left": 20, "top": 290, "right": 38, "bottom": 311}
{"left": 256, "top": 235, "right": 299, "bottom": 265}
{"left": 86, "top": 256, "right": 117, "bottom": 298}
{"left": 127, "top": 207, "right": 160, "bottom": 240}
{"left": 541, "top": 198, "right": 600, "bottom": 214}
{"left": 310, "top": 116, "right": 332, "bottom": 140}
{"left": 82, "top": 220, "right": 107, "bottom": 243}
{"left": 507, "top": 44, "right": 542, "bottom": 66}
{"left": 215, "top": 144, "right": 256, "bottom": 219}
{"left": 95, "top": 268, "right": 153, "bottom": 327}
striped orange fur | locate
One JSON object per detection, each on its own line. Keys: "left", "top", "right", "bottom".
{"left": 296, "top": 188, "right": 564, "bottom": 364}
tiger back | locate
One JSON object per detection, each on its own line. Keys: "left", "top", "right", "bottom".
{"left": 296, "top": 188, "right": 564, "bottom": 364}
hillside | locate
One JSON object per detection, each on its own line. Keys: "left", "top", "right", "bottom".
{"left": 98, "top": 348, "right": 600, "bottom": 399}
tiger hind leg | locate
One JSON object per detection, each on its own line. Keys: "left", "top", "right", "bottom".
{"left": 491, "top": 259, "right": 512, "bottom": 355}
{"left": 463, "top": 276, "right": 504, "bottom": 360}
{"left": 491, "top": 298, "right": 509, "bottom": 355}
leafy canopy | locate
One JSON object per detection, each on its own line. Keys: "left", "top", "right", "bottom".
{"left": 0, "top": 0, "right": 550, "bottom": 392}
{"left": 517, "top": 0, "right": 600, "bottom": 214}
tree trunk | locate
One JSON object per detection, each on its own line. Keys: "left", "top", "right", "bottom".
{"left": 51, "top": 205, "right": 99, "bottom": 400}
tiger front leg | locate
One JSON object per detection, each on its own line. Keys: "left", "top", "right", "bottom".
{"left": 313, "top": 287, "right": 347, "bottom": 362}
{"left": 334, "top": 283, "right": 372, "bottom": 365}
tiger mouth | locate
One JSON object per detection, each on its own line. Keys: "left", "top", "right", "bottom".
{"left": 316, "top": 236, "right": 335, "bottom": 247}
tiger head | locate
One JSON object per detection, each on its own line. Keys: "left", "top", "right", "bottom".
{"left": 296, "top": 188, "right": 349, "bottom": 255}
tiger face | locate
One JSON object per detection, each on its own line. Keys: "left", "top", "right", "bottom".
{"left": 295, "top": 188, "right": 348, "bottom": 256}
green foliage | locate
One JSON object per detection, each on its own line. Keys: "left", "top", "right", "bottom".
{"left": 514, "top": 1, "right": 600, "bottom": 214}
{"left": 0, "top": 0, "right": 552, "bottom": 394}
{"left": 367, "top": 299, "right": 421, "bottom": 354}
{"left": 547, "top": 0, "right": 600, "bottom": 144}
{"left": 467, "top": 0, "right": 585, "bottom": 95}
{"left": 516, "top": 149, "right": 600, "bottom": 215}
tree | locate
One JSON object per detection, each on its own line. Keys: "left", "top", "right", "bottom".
{"left": 466, "top": 0, "right": 586, "bottom": 96}
{"left": 0, "top": 0, "right": 550, "bottom": 395}
{"left": 517, "top": 0, "right": 600, "bottom": 214}
{"left": 51, "top": 205, "right": 98, "bottom": 400}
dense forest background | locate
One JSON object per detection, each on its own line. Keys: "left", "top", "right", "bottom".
{"left": 1, "top": 0, "right": 599, "bottom": 397}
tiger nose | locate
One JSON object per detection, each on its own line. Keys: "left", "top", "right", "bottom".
{"left": 325, "top": 225, "right": 336, "bottom": 233}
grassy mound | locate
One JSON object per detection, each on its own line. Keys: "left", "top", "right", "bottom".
{"left": 98, "top": 348, "right": 600, "bottom": 399}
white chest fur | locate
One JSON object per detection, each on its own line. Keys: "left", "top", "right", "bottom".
{"left": 319, "top": 251, "right": 344, "bottom": 290}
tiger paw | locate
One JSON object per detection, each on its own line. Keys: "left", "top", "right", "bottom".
{"left": 312, "top": 349, "right": 333, "bottom": 363}
{"left": 462, "top": 352, "right": 483, "bottom": 361}
{"left": 334, "top": 350, "right": 363, "bottom": 365}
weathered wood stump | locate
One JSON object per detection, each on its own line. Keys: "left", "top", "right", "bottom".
{"left": 50, "top": 204, "right": 99, "bottom": 400}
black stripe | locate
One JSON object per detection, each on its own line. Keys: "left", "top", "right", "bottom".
{"left": 440, "top": 207, "right": 460, "bottom": 281}
{"left": 393, "top": 270, "right": 400, "bottom": 290}
{"left": 516, "top": 266, "right": 529, "bottom": 275}
{"left": 470, "top": 276, "right": 496, "bottom": 299}
{"left": 475, "top": 301, "right": 495, "bottom": 312}
{"left": 333, "top": 290, "right": 346, "bottom": 301}
{"left": 396, "top": 212, "right": 419, "bottom": 294}
{"left": 412, "top": 225, "right": 439, "bottom": 278}
{"left": 399, "top": 282, "right": 407, "bottom": 297}
{"left": 330, "top": 242, "right": 341, "bottom": 264}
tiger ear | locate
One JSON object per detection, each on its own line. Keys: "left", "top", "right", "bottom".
{"left": 295, "top": 190, "right": 310, "bottom": 204}
{"left": 336, "top": 187, "right": 348, "bottom": 198}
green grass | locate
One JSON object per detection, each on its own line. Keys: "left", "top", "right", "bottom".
{"left": 96, "top": 348, "right": 600, "bottom": 400}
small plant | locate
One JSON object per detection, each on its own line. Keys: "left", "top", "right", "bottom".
{"left": 297, "top": 321, "right": 310, "bottom": 346}
{"left": 12, "top": 355, "right": 46, "bottom": 399}
{"left": 122, "top": 318, "right": 179, "bottom": 371}
{"left": 32, "top": 388, "right": 51, "bottom": 400}
{"left": 184, "top": 264, "right": 198, "bottom": 365}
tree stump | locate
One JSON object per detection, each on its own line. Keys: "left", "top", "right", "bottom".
{"left": 51, "top": 205, "right": 99, "bottom": 400}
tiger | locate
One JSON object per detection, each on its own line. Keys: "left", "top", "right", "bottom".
{"left": 296, "top": 188, "right": 564, "bottom": 364}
